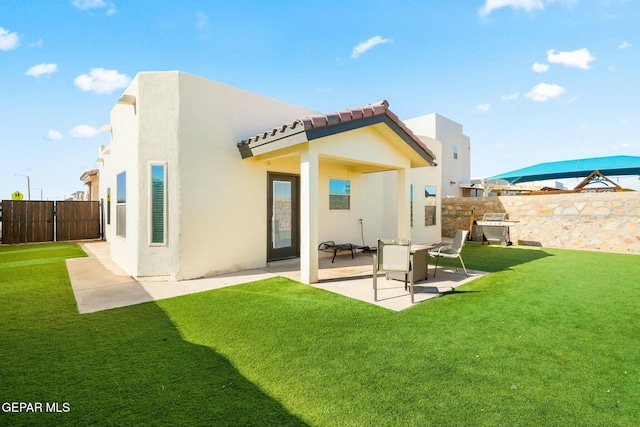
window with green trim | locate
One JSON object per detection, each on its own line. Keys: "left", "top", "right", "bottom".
{"left": 150, "top": 165, "right": 166, "bottom": 244}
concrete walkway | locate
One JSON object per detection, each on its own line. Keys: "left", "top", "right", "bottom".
{"left": 67, "top": 241, "right": 485, "bottom": 314}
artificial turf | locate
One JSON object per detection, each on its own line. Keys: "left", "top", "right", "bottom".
{"left": 1, "top": 242, "right": 639, "bottom": 426}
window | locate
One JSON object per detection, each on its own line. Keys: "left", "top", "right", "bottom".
{"left": 453, "top": 145, "right": 458, "bottom": 160}
{"left": 116, "top": 172, "right": 126, "bottom": 237}
{"left": 329, "top": 179, "right": 350, "bottom": 210}
{"left": 106, "top": 187, "right": 111, "bottom": 225}
{"left": 425, "top": 185, "right": 437, "bottom": 226}
{"left": 150, "top": 164, "right": 166, "bottom": 244}
{"left": 410, "top": 184, "right": 413, "bottom": 227}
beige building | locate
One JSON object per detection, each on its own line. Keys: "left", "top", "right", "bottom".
{"left": 80, "top": 169, "right": 99, "bottom": 201}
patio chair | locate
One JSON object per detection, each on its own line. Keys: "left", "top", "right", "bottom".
{"left": 428, "top": 230, "right": 469, "bottom": 277}
{"left": 318, "top": 241, "right": 356, "bottom": 263}
{"left": 373, "top": 239, "right": 415, "bottom": 302}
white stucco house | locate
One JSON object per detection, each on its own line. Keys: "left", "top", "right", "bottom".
{"left": 404, "top": 114, "right": 470, "bottom": 199}
{"left": 97, "top": 71, "right": 468, "bottom": 284}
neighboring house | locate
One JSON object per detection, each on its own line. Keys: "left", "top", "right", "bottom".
{"left": 404, "top": 114, "right": 471, "bottom": 198}
{"left": 80, "top": 169, "right": 99, "bottom": 201}
{"left": 97, "top": 71, "right": 454, "bottom": 284}
{"left": 70, "top": 191, "right": 86, "bottom": 201}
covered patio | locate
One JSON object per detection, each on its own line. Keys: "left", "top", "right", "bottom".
{"left": 238, "top": 100, "right": 438, "bottom": 285}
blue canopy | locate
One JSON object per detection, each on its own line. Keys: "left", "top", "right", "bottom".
{"left": 488, "top": 155, "right": 640, "bottom": 184}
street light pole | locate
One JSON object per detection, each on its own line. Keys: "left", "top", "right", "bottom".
{"left": 13, "top": 174, "right": 31, "bottom": 200}
{"left": 33, "top": 187, "right": 43, "bottom": 200}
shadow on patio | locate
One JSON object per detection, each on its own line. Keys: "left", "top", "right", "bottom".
{"left": 264, "top": 251, "right": 486, "bottom": 311}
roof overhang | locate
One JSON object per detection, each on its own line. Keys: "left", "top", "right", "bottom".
{"left": 237, "top": 100, "right": 436, "bottom": 167}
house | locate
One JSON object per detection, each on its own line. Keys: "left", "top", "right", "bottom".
{"left": 97, "top": 71, "right": 468, "bottom": 284}
{"left": 70, "top": 190, "right": 86, "bottom": 201}
{"left": 404, "top": 114, "right": 470, "bottom": 199}
{"left": 80, "top": 169, "right": 99, "bottom": 201}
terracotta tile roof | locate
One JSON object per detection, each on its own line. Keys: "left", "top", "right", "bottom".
{"left": 237, "top": 100, "right": 436, "bottom": 163}
{"left": 80, "top": 169, "right": 99, "bottom": 181}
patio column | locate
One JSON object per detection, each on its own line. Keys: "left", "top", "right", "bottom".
{"left": 396, "top": 167, "right": 410, "bottom": 240}
{"left": 300, "top": 146, "right": 319, "bottom": 284}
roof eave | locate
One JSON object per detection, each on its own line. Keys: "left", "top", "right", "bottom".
{"left": 237, "top": 104, "right": 436, "bottom": 165}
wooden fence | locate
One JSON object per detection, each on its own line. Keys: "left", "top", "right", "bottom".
{"left": 1, "top": 200, "right": 101, "bottom": 244}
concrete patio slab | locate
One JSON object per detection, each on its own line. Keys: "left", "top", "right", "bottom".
{"left": 67, "top": 241, "right": 485, "bottom": 314}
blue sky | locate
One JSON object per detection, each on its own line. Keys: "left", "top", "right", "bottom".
{"left": 1, "top": 0, "right": 639, "bottom": 200}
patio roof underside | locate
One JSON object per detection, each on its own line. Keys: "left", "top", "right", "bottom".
{"left": 237, "top": 100, "right": 436, "bottom": 171}
{"left": 488, "top": 155, "right": 640, "bottom": 184}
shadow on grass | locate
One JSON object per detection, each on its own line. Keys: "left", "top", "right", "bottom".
{"left": 453, "top": 242, "right": 554, "bottom": 273}
{"left": 0, "top": 253, "right": 308, "bottom": 426}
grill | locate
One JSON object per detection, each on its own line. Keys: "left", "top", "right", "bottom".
{"left": 476, "top": 212, "right": 516, "bottom": 246}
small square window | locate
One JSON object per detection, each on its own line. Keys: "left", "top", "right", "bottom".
{"left": 329, "top": 179, "right": 350, "bottom": 210}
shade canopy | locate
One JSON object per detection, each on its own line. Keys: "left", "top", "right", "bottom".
{"left": 488, "top": 155, "right": 640, "bottom": 184}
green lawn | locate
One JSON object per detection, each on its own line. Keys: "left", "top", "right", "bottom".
{"left": 1, "top": 242, "right": 639, "bottom": 426}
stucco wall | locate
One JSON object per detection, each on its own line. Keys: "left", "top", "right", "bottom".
{"left": 409, "top": 136, "right": 442, "bottom": 245}
{"left": 442, "top": 192, "right": 640, "bottom": 254}
{"left": 404, "top": 113, "right": 470, "bottom": 198}
{"left": 101, "top": 76, "right": 141, "bottom": 277}
{"left": 176, "top": 72, "right": 318, "bottom": 279}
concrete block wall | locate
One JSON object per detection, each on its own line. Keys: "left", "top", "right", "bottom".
{"left": 442, "top": 192, "right": 640, "bottom": 254}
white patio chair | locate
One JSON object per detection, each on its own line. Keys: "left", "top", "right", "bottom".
{"left": 429, "top": 230, "right": 469, "bottom": 277}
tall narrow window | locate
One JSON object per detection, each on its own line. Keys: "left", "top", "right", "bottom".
{"left": 425, "top": 185, "right": 437, "bottom": 226}
{"left": 106, "top": 187, "right": 111, "bottom": 225}
{"left": 116, "top": 172, "right": 126, "bottom": 237}
{"left": 410, "top": 184, "right": 413, "bottom": 227}
{"left": 453, "top": 145, "right": 458, "bottom": 160}
{"left": 151, "top": 164, "right": 166, "bottom": 244}
{"left": 329, "top": 179, "right": 350, "bottom": 210}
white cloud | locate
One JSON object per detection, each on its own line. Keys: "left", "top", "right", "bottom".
{"left": 74, "top": 68, "right": 131, "bottom": 94}
{"left": 476, "top": 103, "right": 491, "bottom": 113}
{"left": 547, "top": 48, "right": 595, "bottom": 70}
{"left": 479, "top": 0, "right": 544, "bottom": 17}
{"left": 501, "top": 92, "right": 519, "bottom": 101}
{"left": 70, "top": 125, "right": 100, "bottom": 138}
{"left": 532, "top": 62, "right": 549, "bottom": 73}
{"left": 619, "top": 41, "right": 632, "bottom": 49}
{"left": 26, "top": 63, "right": 58, "bottom": 77}
{"left": 0, "top": 26, "right": 19, "bottom": 50}
{"left": 196, "top": 12, "right": 209, "bottom": 30}
{"left": 351, "top": 36, "right": 390, "bottom": 59}
{"left": 525, "top": 82, "right": 565, "bottom": 101}
{"left": 73, "top": 0, "right": 105, "bottom": 9}
{"left": 29, "top": 39, "right": 43, "bottom": 48}
{"left": 46, "top": 130, "right": 63, "bottom": 140}
{"left": 73, "top": 0, "right": 115, "bottom": 15}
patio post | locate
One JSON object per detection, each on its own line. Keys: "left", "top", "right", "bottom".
{"left": 300, "top": 146, "right": 319, "bottom": 284}
{"left": 396, "top": 166, "right": 410, "bottom": 239}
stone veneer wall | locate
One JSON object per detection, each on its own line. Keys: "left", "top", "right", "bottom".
{"left": 442, "top": 192, "right": 640, "bottom": 254}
